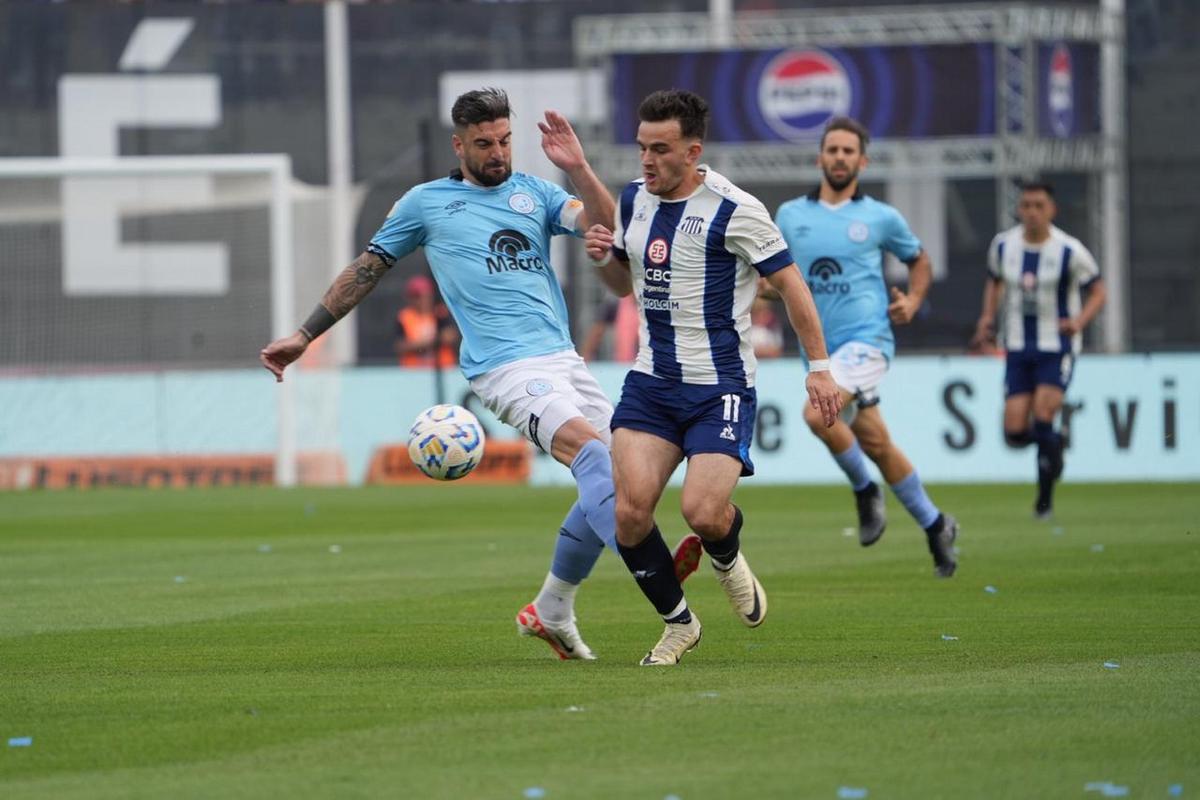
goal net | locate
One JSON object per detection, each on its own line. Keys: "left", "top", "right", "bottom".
{"left": 0, "top": 155, "right": 334, "bottom": 487}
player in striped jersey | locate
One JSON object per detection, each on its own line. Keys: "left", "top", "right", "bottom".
{"left": 260, "top": 89, "right": 698, "bottom": 664}
{"left": 585, "top": 90, "right": 841, "bottom": 665}
{"left": 973, "top": 182, "right": 1107, "bottom": 518}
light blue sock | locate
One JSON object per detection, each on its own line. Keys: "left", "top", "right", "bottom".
{"left": 550, "top": 501, "right": 604, "bottom": 584}
{"left": 890, "top": 471, "right": 941, "bottom": 530}
{"left": 570, "top": 439, "right": 619, "bottom": 552}
{"left": 833, "top": 440, "right": 873, "bottom": 492}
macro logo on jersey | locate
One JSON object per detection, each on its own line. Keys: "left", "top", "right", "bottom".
{"left": 807, "top": 257, "right": 849, "bottom": 294}
{"left": 678, "top": 216, "right": 705, "bottom": 235}
{"left": 485, "top": 229, "right": 548, "bottom": 275}
{"left": 759, "top": 50, "right": 852, "bottom": 141}
{"left": 1047, "top": 43, "right": 1074, "bottom": 137}
{"left": 444, "top": 200, "right": 467, "bottom": 216}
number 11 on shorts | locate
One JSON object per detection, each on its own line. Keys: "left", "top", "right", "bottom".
{"left": 722, "top": 393, "right": 741, "bottom": 422}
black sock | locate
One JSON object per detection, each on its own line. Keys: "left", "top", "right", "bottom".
{"left": 700, "top": 504, "right": 743, "bottom": 569}
{"left": 617, "top": 525, "right": 688, "bottom": 621}
{"left": 923, "top": 512, "right": 946, "bottom": 536}
{"left": 1033, "top": 421, "right": 1061, "bottom": 508}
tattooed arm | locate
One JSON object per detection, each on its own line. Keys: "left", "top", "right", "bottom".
{"left": 259, "top": 251, "right": 391, "bottom": 382}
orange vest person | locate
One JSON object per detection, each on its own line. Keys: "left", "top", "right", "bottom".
{"left": 396, "top": 275, "right": 458, "bottom": 367}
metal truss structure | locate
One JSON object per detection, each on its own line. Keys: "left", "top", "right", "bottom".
{"left": 573, "top": 2, "right": 1130, "bottom": 351}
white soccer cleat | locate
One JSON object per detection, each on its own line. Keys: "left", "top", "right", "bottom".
{"left": 639, "top": 615, "right": 702, "bottom": 666}
{"left": 713, "top": 554, "right": 767, "bottom": 627}
{"left": 516, "top": 603, "right": 596, "bottom": 661}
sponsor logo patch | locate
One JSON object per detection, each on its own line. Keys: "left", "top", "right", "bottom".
{"left": 647, "top": 238, "right": 669, "bottom": 265}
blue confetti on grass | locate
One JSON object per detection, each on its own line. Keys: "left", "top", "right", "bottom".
{"left": 1103, "top": 661, "right": 1120, "bottom": 669}
{"left": 837, "top": 788, "right": 868, "bottom": 799}
{"left": 1168, "top": 784, "right": 1183, "bottom": 797}
{"left": 523, "top": 788, "right": 546, "bottom": 799}
{"left": 984, "top": 585, "right": 998, "bottom": 594}
{"left": 1084, "top": 781, "right": 1129, "bottom": 796}
{"left": 8, "top": 737, "right": 32, "bottom": 747}
{"left": 941, "top": 634, "right": 959, "bottom": 641}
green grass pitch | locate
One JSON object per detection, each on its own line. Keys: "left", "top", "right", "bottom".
{"left": 2, "top": 483, "right": 1197, "bottom": 799}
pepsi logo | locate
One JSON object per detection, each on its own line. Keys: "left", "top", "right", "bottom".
{"left": 759, "top": 50, "right": 851, "bottom": 141}
{"left": 1047, "top": 43, "right": 1073, "bottom": 138}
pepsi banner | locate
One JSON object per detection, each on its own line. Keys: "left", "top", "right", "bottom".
{"left": 612, "top": 46, "right": 998, "bottom": 143}
{"left": 1038, "top": 42, "right": 1100, "bottom": 138}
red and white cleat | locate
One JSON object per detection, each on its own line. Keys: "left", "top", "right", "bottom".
{"left": 515, "top": 603, "right": 596, "bottom": 661}
{"left": 673, "top": 533, "right": 703, "bottom": 585}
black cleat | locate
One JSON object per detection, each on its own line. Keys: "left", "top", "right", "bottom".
{"left": 926, "top": 514, "right": 958, "bottom": 578}
{"left": 854, "top": 481, "right": 887, "bottom": 547}
{"left": 1033, "top": 498, "right": 1053, "bottom": 521}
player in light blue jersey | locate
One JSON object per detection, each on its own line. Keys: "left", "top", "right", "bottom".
{"left": 585, "top": 90, "right": 842, "bottom": 665}
{"left": 972, "top": 181, "right": 1107, "bottom": 519}
{"left": 775, "top": 117, "right": 959, "bottom": 577}
{"left": 261, "top": 89, "right": 698, "bottom": 661}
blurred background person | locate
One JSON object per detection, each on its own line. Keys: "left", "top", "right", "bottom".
{"left": 749, "top": 295, "right": 784, "bottom": 359}
{"left": 579, "top": 294, "right": 639, "bottom": 363}
{"left": 394, "top": 274, "right": 459, "bottom": 369}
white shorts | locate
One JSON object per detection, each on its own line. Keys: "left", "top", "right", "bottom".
{"left": 469, "top": 350, "right": 613, "bottom": 453}
{"left": 830, "top": 342, "right": 889, "bottom": 407}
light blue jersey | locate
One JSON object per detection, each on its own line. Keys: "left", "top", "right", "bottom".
{"left": 368, "top": 170, "right": 584, "bottom": 378}
{"left": 775, "top": 191, "right": 922, "bottom": 361}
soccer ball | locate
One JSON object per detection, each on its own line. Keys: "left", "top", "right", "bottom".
{"left": 407, "top": 404, "right": 486, "bottom": 481}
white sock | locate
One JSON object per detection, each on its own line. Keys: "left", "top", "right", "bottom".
{"left": 662, "top": 597, "right": 689, "bottom": 622}
{"left": 711, "top": 554, "right": 737, "bottom": 571}
{"left": 534, "top": 572, "right": 578, "bottom": 625}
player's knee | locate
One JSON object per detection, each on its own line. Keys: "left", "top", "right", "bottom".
{"left": 614, "top": 501, "right": 653, "bottom": 543}
{"left": 680, "top": 497, "right": 725, "bottom": 538}
{"left": 1004, "top": 429, "right": 1033, "bottom": 448}
{"left": 858, "top": 433, "right": 890, "bottom": 462}
{"left": 803, "top": 403, "right": 831, "bottom": 436}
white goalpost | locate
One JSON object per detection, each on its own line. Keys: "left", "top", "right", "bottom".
{"left": 0, "top": 154, "right": 300, "bottom": 486}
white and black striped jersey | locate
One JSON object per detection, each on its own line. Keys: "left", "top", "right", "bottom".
{"left": 987, "top": 224, "right": 1100, "bottom": 354}
{"left": 612, "top": 167, "right": 793, "bottom": 387}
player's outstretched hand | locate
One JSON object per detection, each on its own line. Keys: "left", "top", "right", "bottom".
{"left": 584, "top": 223, "right": 614, "bottom": 265}
{"left": 887, "top": 286, "right": 919, "bottom": 325}
{"left": 538, "top": 110, "right": 586, "bottom": 173}
{"left": 259, "top": 332, "right": 309, "bottom": 383}
{"left": 806, "top": 370, "right": 842, "bottom": 428}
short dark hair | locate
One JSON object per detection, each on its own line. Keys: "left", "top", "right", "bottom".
{"left": 820, "top": 116, "right": 870, "bottom": 152}
{"left": 637, "top": 89, "right": 709, "bottom": 141}
{"left": 451, "top": 88, "right": 511, "bottom": 129}
{"left": 1019, "top": 180, "right": 1056, "bottom": 198}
